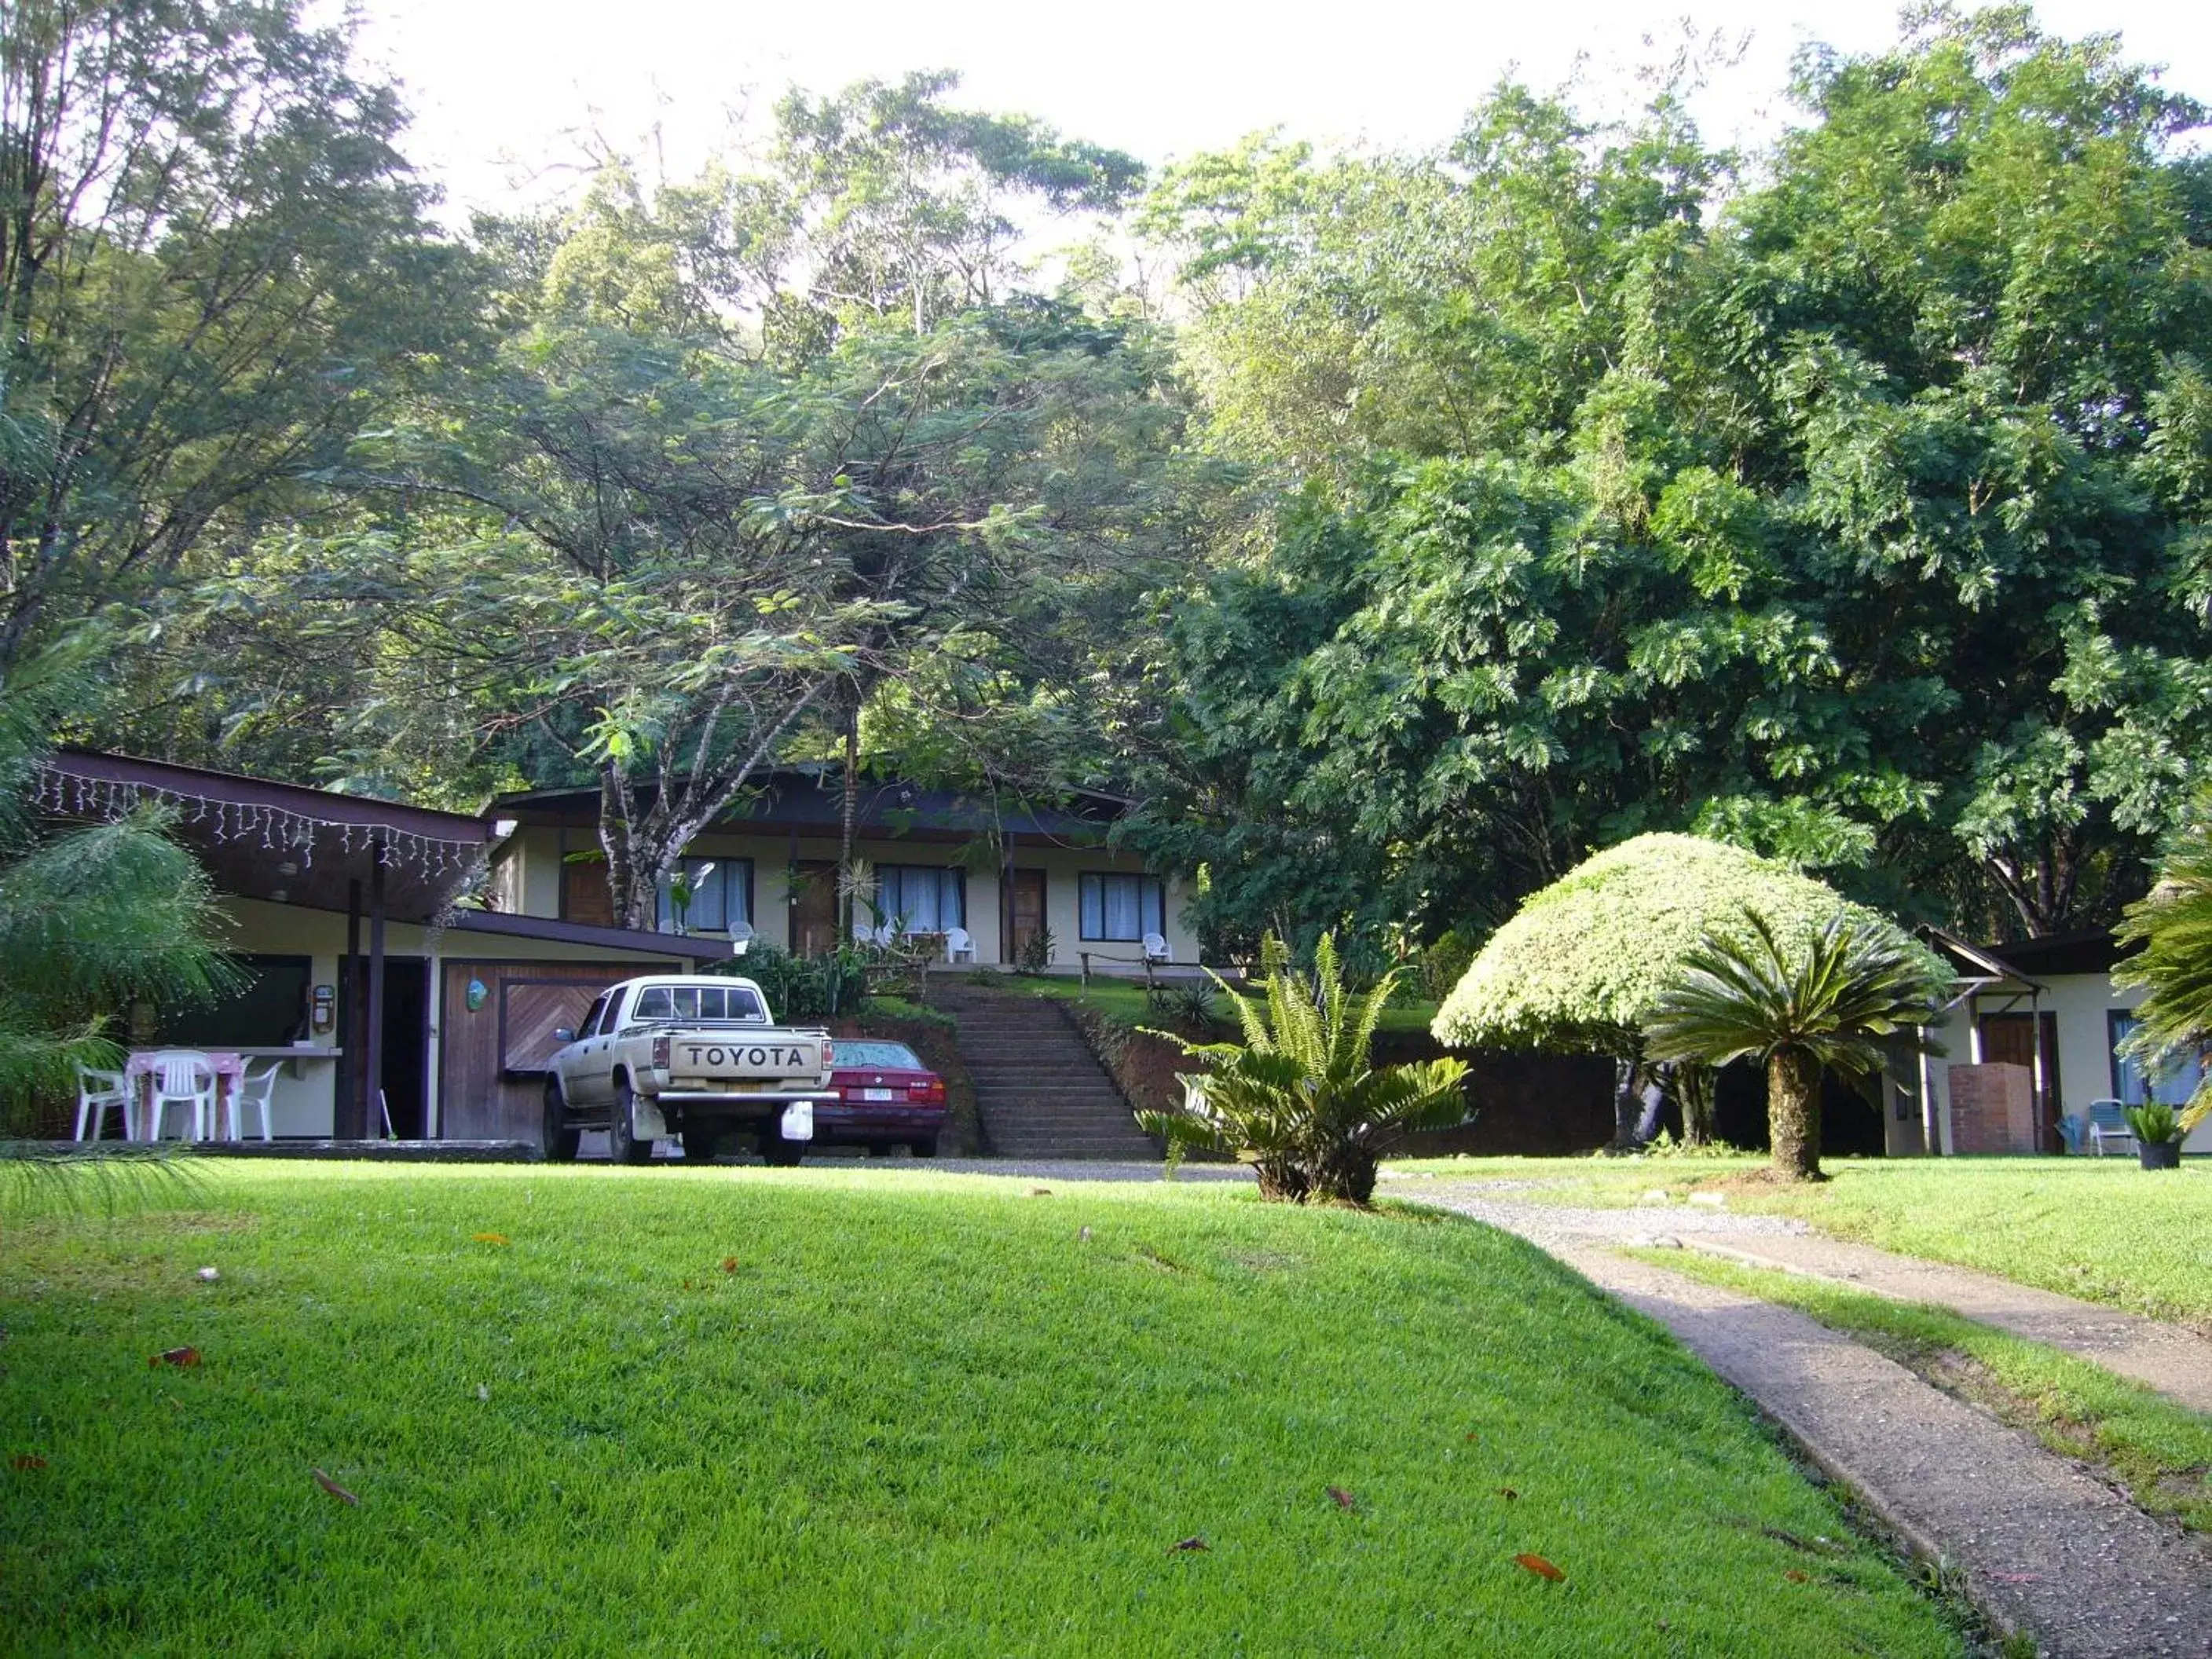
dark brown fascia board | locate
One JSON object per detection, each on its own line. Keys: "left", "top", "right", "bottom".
{"left": 445, "top": 909, "right": 732, "bottom": 961}
{"left": 50, "top": 748, "right": 496, "bottom": 846}
{"left": 496, "top": 804, "right": 1111, "bottom": 849}
{"left": 1919, "top": 925, "right": 2047, "bottom": 993}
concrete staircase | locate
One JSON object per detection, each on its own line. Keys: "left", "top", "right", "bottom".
{"left": 935, "top": 984, "right": 1159, "bottom": 1159}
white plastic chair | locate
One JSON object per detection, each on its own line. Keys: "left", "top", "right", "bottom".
{"left": 145, "top": 1051, "right": 218, "bottom": 1141}
{"left": 74, "top": 1067, "right": 131, "bottom": 1142}
{"left": 1143, "top": 932, "right": 1173, "bottom": 965}
{"left": 2086, "top": 1098, "right": 2137, "bottom": 1156}
{"left": 227, "top": 1060, "right": 280, "bottom": 1141}
{"left": 944, "top": 925, "right": 976, "bottom": 963}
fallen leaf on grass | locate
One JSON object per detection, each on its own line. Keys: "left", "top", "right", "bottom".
{"left": 311, "top": 1468, "right": 359, "bottom": 1505}
{"left": 1028, "top": 1187, "right": 1053, "bottom": 1197}
{"left": 149, "top": 1346, "right": 200, "bottom": 1368}
{"left": 196, "top": 1267, "right": 219, "bottom": 1282}
{"left": 1326, "top": 1485, "right": 1358, "bottom": 1511}
{"left": 475, "top": 1384, "right": 490, "bottom": 1402}
{"left": 1496, "top": 1487, "right": 1519, "bottom": 1501}
{"left": 1784, "top": 1570, "right": 1809, "bottom": 1584}
{"left": 10, "top": 1454, "right": 46, "bottom": 1470}
{"left": 1167, "top": 1536, "right": 1208, "bottom": 1553}
{"left": 1463, "top": 1430, "right": 1479, "bottom": 1443}
{"left": 1514, "top": 1553, "right": 1564, "bottom": 1582}
{"left": 720, "top": 1257, "right": 739, "bottom": 1273}
{"left": 471, "top": 1232, "right": 510, "bottom": 1247}
{"left": 1078, "top": 1226, "right": 1092, "bottom": 1242}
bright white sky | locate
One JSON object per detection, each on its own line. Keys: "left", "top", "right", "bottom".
{"left": 350, "top": 0, "right": 2212, "bottom": 221}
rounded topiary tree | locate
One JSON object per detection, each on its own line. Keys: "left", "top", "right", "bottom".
{"left": 1432, "top": 833, "right": 1944, "bottom": 1154}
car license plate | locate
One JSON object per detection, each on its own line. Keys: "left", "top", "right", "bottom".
{"left": 861, "top": 1086, "right": 895, "bottom": 1101}
{"left": 780, "top": 1102, "right": 814, "bottom": 1141}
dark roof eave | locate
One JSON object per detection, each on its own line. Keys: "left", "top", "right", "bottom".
{"left": 445, "top": 910, "right": 732, "bottom": 961}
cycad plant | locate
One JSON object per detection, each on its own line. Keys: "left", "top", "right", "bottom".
{"left": 1139, "top": 933, "right": 1470, "bottom": 1204}
{"left": 1645, "top": 910, "right": 1946, "bottom": 1181}
{"left": 2115, "top": 806, "right": 2212, "bottom": 1133}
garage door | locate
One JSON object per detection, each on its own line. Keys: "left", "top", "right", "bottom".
{"left": 439, "top": 960, "right": 678, "bottom": 1141}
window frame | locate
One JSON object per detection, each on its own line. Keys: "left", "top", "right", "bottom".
{"left": 2108, "top": 1009, "right": 2204, "bottom": 1107}
{"left": 1078, "top": 873, "right": 1166, "bottom": 943}
{"left": 654, "top": 856, "right": 755, "bottom": 936}
{"left": 875, "top": 864, "right": 966, "bottom": 933}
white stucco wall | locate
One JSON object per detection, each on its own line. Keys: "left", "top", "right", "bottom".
{"left": 1923, "top": 971, "right": 2212, "bottom": 1155}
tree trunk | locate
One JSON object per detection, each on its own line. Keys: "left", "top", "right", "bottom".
{"left": 1672, "top": 1064, "right": 1716, "bottom": 1148}
{"left": 1767, "top": 1049, "right": 1824, "bottom": 1181}
{"left": 838, "top": 691, "right": 859, "bottom": 936}
{"left": 1306, "top": 1143, "right": 1379, "bottom": 1207}
{"left": 1252, "top": 1155, "right": 1311, "bottom": 1203}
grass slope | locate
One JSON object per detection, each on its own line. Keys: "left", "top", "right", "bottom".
{"left": 2, "top": 1166, "right": 1963, "bottom": 1657}
{"left": 1391, "top": 1155, "right": 2212, "bottom": 1332}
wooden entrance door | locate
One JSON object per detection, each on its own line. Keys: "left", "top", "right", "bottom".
{"left": 1979, "top": 1011, "right": 2061, "bottom": 1151}
{"left": 1006, "top": 870, "right": 1046, "bottom": 965}
{"left": 789, "top": 861, "right": 839, "bottom": 957}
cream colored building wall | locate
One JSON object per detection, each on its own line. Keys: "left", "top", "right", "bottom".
{"left": 211, "top": 898, "right": 687, "bottom": 1138}
{"left": 1925, "top": 972, "right": 2212, "bottom": 1155}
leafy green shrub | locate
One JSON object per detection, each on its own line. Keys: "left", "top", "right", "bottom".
{"left": 1139, "top": 933, "right": 1470, "bottom": 1204}
{"left": 718, "top": 943, "right": 868, "bottom": 1022}
{"left": 1016, "top": 925, "right": 1056, "bottom": 972}
{"left": 2124, "top": 1103, "right": 2182, "bottom": 1145}
{"left": 1419, "top": 928, "right": 1478, "bottom": 1002}
{"left": 1147, "top": 980, "right": 1218, "bottom": 1032}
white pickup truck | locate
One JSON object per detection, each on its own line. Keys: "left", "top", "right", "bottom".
{"left": 540, "top": 975, "right": 835, "bottom": 1165}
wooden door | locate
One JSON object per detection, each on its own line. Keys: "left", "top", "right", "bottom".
{"left": 439, "top": 961, "right": 668, "bottom": 1141}
{"left": 788, "top": 861, "right": 839, "bottom": 957}
{"left": 1979, "top": 1011, "right": 2061, "bottom": 1151}
{"left": 1006, "top": 870, "right": 1046, "bottom": 965}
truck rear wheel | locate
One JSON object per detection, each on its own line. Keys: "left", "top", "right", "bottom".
{"left": 760, "top": 1130, "right": 806, "bottom": 1167}
{"left": 608, "top": 1080, "right": 653, "bottom": 1166}
{"left": 541, "top": 1080, "right": 581, "bottom": 1163}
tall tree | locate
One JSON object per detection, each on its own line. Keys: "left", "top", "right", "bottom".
{"left": 0, "top": 0, "right": 474, "bottom": 663}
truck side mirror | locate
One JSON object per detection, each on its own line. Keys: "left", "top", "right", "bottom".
{"left": 553, "top": 1027, "right": 573, "bottom": 1044}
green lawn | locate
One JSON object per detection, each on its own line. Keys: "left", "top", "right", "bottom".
{"left": 1, "top": 1165, "right": 1966, "bottom": 1657}
{"left": 1643, "top": 1251, "right": 2212, "bottom": 1536}
{"left": 985, "top": 971, "right": 1442, "bottom": 1032}
{"left": 1387, "top": 1154, "right": 2212, "bottom": 1333}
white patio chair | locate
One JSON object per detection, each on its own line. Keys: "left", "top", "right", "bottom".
{"left": 1143, "top": 931, "right": 1173, "bottom": 965}
{"left": 2086, "top": 1098, "right": 2137, "bottom": 1157}
{"left": 145, "top": 1051, "right": 218, "bottom": 1141}
{"left": 227, "top": 1060, "right": 281, "bottom": 1141}
{"left": 944, "top": 926, "right": 976, "bottom": 964}
{"left": 74, "top": 1067, "right": 132, "bottom": 1142}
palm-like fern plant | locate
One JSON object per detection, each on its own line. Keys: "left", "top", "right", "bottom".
{"left": 2115, "top": 808, "right": 2212, "bottom": 1133}
{"left": 1139, "top": 933, "right": 1470, "bottom": 1204}
{"left": 1645, "top": 910, "right": 1946, "bottom": 1181}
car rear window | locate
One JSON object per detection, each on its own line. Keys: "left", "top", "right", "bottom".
{"left": 632, "top": 983, "right": 768, "bottom": 1024}
{"left": 833, "top": 1041, "right": 922, "bottom": 1069}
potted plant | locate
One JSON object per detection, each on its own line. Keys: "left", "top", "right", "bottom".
{"left": 2125, "top": 1103, "right": 2185, "bottom": 1170}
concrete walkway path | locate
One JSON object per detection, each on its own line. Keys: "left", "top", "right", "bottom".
{"left": 1419, "top": 1185, "right": 2212, "bottom": 1658}
{"left": 1680, "top": 1232, "right": 2212, "bottom": 1415}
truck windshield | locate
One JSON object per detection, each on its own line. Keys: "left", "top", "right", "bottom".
{"left": 631, "top": 983, "right": 768, "bottom": 1024}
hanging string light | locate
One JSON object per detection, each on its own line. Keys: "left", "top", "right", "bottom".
{"left": 35, "top": 764, "right": 483, "bottom": 888}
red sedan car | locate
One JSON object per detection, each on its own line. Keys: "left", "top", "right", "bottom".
{"left": 818, "top": 1039, "right": 947, "bottom": 1156}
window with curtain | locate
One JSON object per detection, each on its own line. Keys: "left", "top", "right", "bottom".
{"left": 654, "top": 858, "right": 752, "bottom": 933}
{"left": 1079, "top": 873, "right": 1165, "bottom": 942}
{"left": 877, "top": 866, "right": 965, "bottom": 932}
{"left": 2109, "top": 1013, "right": 2204, "bottom": 1106}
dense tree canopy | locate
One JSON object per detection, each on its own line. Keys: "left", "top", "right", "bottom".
{"left": 10, "top": 1, "right": 2210, "bottom": 979}
{"left": 1127, "top": 7, "right": 2212, "bottom": 955}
